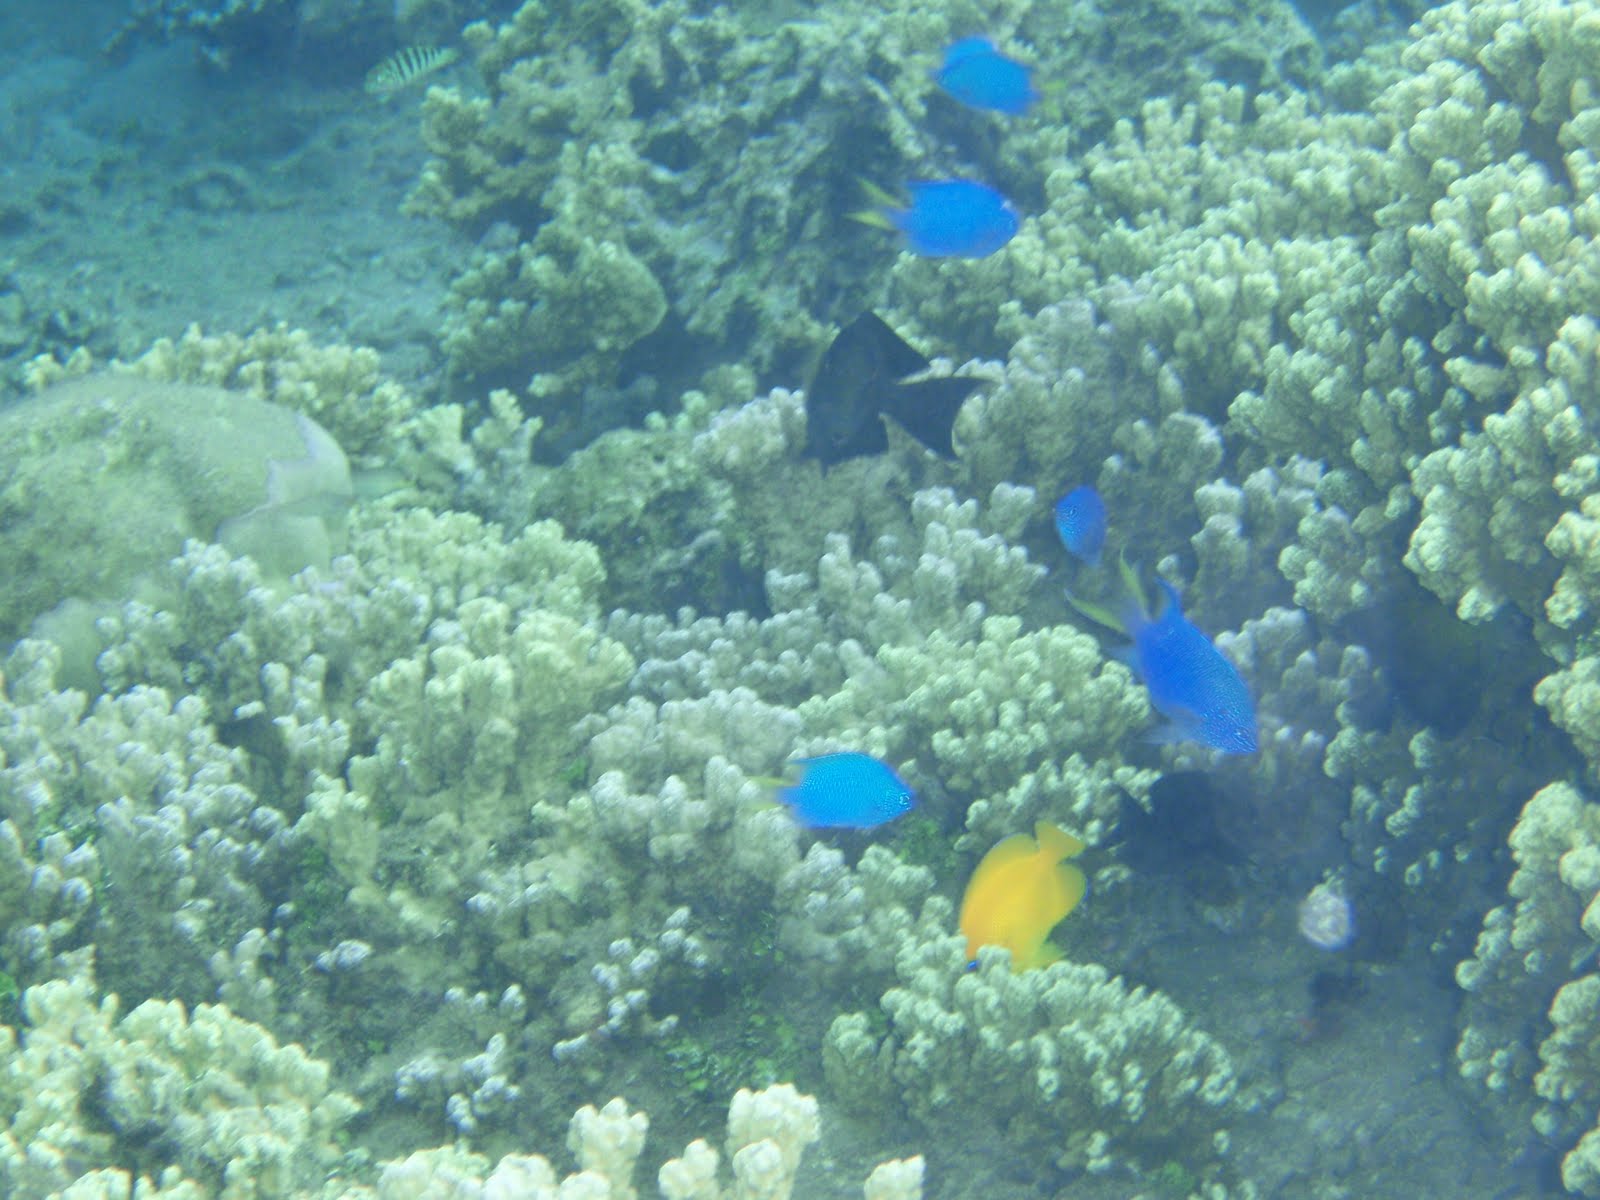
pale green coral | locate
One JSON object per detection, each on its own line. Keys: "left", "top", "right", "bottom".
{"left": 0, "top": 373, "right": 352, "bottom": 645}
{"left": 1457, "top": 782, "right": 1600, "bottom": 1192}
{"left": 25, "top": 324, "right": 427, "bottom": 472}
{"left": 0, "top": 972, "right": 357, "bottom": 1199}
{"left": 330, "top": 1086, "right": 907, "bottom": 1200}
{"left": 410, "top": 0, "right": 1321, "bottom": 408}
{"left": 441, "top": 221, "right": 667, "bottom": 395}
{"left": 1536, "top": 655, "right": 1600, "bottom": 775}
{"left": 801, "top": 613, "right": 1149, "bottom": 844}
{"left": 13, "top": 0, "right": 1600, "bottom": 1192}
{"left": 0, "top": 643, "right": 290, "bottom": 1009}
{"left": 824, "top": 927, "right": 1238, "bottom": 1180}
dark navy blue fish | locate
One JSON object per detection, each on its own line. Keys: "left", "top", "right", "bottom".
{"left": 885, "top": 180, "right": 1020, "bottom": 258}
{"left": 1054, "top": 485, "right": 1107, "bottom": 566}
{"left": 804, "top": 313, "right": 981, "bottom": 466}
{"left": 934, "top": 37, "right": 1038, "bottom": 115}
{"left": 776, "top": 752, "right": 916, "bottom": 829}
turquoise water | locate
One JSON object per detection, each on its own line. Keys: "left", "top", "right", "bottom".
{"left": 0, "top": 0, "right": 1591, "bottom": 1196}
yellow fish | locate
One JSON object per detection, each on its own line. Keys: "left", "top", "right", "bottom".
{"left": 958, "top": 820, "right": 1086, "bottom": 971}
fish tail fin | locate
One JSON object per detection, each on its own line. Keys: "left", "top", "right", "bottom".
{"left": 849, "top": 180, "right": 904, "bottom": 229}
{"left": 773, "top": 782, "right": 821, "bottom": 826}
{"left": 881, "top": 376, "right": 982, "bottom": 458}
{"left": 846, "top": 208, "right": 895, "bottom": 231}
{"left": 1111, "top": 551, "right": 1165, "bottom": 631}
{"left": 1063, "top": 586, "right": 1124, "bottom": 633}
{"left": 1115, "top": 551, "right": 1145, "bottom": 611}
{"left": 856, "top": 178, "right": 903, "bottom": 208}
{"left": 1066, "top": 550, "right": 1150, "bottom": 632}
{"left": 1034, "top": 821, "right": 1086, "bottom": 862}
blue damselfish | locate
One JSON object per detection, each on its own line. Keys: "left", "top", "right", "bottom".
{"left": 934, "top": 37, "right": 1037, "bottom": 115}
{"left": 1054, "top": 485, "right": 1107, "bottom": 566}
{"left": 1124, "top": 581, "right": 1257, "bottom": 754}
{"left": 776, "top": 752, "right": 916, "bottom": 829}
{"left": 885, "top": 180, "right": 1019, "bottom": 258}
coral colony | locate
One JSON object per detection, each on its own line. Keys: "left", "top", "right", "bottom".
{"left": 2, "top": 0, "right": 1600, "bottom": 1196}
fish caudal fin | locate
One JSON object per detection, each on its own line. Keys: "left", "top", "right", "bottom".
{"left": 1064, "top": 587, "right": 1124, "bottom": 634}
{"left": 881, "top": 375, "right": 981, "bottom": 459}
{"left": 845, "top": 208, "right": 895, "bottom": 231}
{"left": 1034, "top": 820, "right": 1086, "bottom": 863}
{"left": 1047, "top": 861, "right": 1087, "bottom": 920}
{"left": 847, "top": 180, "right": 904, "bottom": 231}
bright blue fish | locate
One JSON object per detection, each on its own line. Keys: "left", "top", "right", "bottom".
{"left": 934, "top": 37, "right": 1038, "bottom": 115}
{"left": 776, "top": 752, "right": 916, "bottom": 829}
{"left": 1122, "top": 581, "right": 1257, "bottom": 755}
{"left": 885, "top": 180, "right": 1019, "bottom": 258}
{"left": 1054, "top": 485, "right": 1107, "bottom": 566}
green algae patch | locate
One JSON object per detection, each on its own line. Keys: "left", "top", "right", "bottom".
{"left": 0, "top": 373, "right": 352, "bottom": 643}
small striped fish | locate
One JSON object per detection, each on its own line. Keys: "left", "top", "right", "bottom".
{"left": 364, "top": 45, "right": 459, "bottom": 94}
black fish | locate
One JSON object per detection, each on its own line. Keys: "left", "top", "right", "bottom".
{"left": 804, "top": 313, "right": 981, "bottom": 466}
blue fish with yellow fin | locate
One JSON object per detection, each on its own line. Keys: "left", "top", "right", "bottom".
{"left": 852, "top": 179, "right": 1019, "bottom": 258}
{"left": 1071, "top": 561, "right": 1257, "bottom": 754}
{"left": 959, "top": 820, "right": 1086, "bottom": 971}
{"left": 775, "top": 752, "right": 915, "bottom": 829}
{"left": 1054, "top": 485, "right": 1107, "bottom": 566}
{"left": 934, "top": 37, "right": 1038, "bottom": 115}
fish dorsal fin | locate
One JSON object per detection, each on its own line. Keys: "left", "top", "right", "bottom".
{"left": 942, "top": 36, "right": 997, "bottom": 67}
{"left": 864, "top": 313, "right": 934, "bottom": 381}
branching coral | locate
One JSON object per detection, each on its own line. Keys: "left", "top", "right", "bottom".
{"left": 0, "top": 970, "right": 357, "bottom": 1199}
{"left": 825, "top": 928, "right": 1239, "bottom": 1182}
